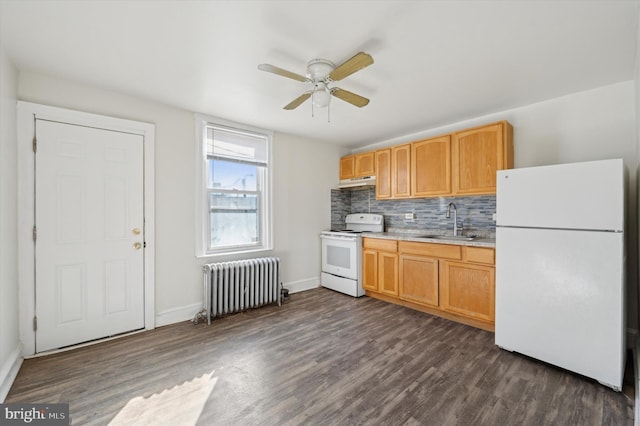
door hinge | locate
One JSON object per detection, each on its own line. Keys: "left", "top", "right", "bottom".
{"left": 32, "top": 135, "right": 37, "bottom": 153}
{"left": 33, "top": 316, "right": 37, "bottom": 332}
{"left": 32, "top": 225, "right": 37, "bottom": 242}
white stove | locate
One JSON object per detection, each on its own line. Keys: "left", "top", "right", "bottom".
{"left": 320, "top": 213, "right": 384, "bottom": 297}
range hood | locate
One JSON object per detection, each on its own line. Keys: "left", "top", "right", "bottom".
{"left": 338, "top": 175, "right": 376, "bottom": 189}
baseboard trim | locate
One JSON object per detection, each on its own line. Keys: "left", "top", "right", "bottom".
{"left": 283, "top": 277, "right": 320, "bottom": 294}
{"left": 155, "top": 278, "right": 321, "bottom": 327}
{"left": 155, "top": 302, "right": 203, "bottom": 327}
{"left": 0, "top": 345, "right": 23, "bottom": 402}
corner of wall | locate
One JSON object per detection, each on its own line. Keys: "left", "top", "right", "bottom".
{"left": 0, "top": 42, "right": 21, "bottom": 401}
{"left": 0, "top": 345, "right": 22, "bottom": 402}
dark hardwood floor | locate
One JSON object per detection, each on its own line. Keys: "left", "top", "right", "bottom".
{"left": 6, "top": 288, "right": 634, "bottom": 425}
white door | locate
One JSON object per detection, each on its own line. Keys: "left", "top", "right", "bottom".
{"left": 35, "top": 119, "right": 145, "bottom": 352}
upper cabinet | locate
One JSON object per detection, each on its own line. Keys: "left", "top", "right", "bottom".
{"left": 376, "top": 145, "right": 411, "bottom": 199}
{"left": 339, "top": 156, "right": 355, "bottom": 180}
{"left": 452, "top": 121, "right": 514, "bottom": 195}
{"left": 412, "top": 135, "right": 451, "bottom": 197}
{"left": 355, "top": 152, "right": 375, "bottom": 177}
{"left": 391, "top": 144, "right": 411, "bottom": 198}
{"left": 341, "top": 120, "right": 514, "bottom": 199}
{"left": 340, "top": 151, "right": 375, "bottom": 180}
{"left": 375, "top": 149, "right": 391, "bottom": 199}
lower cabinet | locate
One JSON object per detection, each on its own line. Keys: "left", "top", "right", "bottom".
{"left": 362, "top": 238, "right": 398, "bottom": 296}
{"left": 379, "top": 252, "right": 399, "bottom": 296}
{"left": 399, "top": 254, "right": 439, "bottom": 307}
{"left": 440, "top": 260, "right": 495, "bottom": 323}
{"left": 364, "top": 238, "right": 496, "bottom": 331}
{"left": 362, "top": 249, "right": 379, "bottom": 292}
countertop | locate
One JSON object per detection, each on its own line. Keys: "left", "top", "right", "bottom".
{"left": 363, "top": 231, "right": 496, "bottom": 248}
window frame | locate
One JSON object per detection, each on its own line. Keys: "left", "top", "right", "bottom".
{"left": 195, "top": 114, "right": 273, "bottom": 257}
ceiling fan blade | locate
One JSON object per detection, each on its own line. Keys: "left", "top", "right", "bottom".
{"left": 258, "top": 64, "right": 308, "bottom": 82}
{"left": 329, "top": 52, "right": 374, "bottom": 81}
{"left": 331, "top": 88, "right": 370, "bottom": 108}
{"left": 284, "top": 92, "right": 312, "bottom": 110}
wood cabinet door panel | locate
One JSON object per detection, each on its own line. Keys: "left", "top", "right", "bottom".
{"left": 400, "top": 255, "right": 438, "bottom": 307}
{"left": 412, "top": 136, "right": 451, "bottom": 196}
{"left": 340, "top": 156, "right": 355, "bottom": 180}
{"left": 375, "top": 149, "right": 391, "bottom": 199}
{"left": 362, "top": 249, "right": 378, "bottom": 292}
{"left": 453, "top": 123, "right": 502, "bottom": 194}
{"left": 441, "top": 261, "right": 494, "bottom": 322}
{"left": 391, "top": 144, "right": 411, "bottom": 198}
{"left": 452, "top": 122, "right": 514, "bottom": 195}
{"left": 379, "top": 252, "right": 399, "bottom": 296}
{"left": 355, "top": 152, "right": 375, "bottom": 177}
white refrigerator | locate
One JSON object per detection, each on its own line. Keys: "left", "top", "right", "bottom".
{"left": 495, "top": 158, "right": 626, "bottom": 391}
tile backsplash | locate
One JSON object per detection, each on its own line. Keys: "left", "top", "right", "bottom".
{"left": 331, "top": 187, "right": 496, "bottom": 237}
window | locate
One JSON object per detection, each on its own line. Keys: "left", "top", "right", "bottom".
{"left": 196, "top": 115, "right": 272, "bottom": 256}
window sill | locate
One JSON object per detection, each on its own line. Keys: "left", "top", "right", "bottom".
{"left": 196, "top": 246, "right": 273, "bottom": 261}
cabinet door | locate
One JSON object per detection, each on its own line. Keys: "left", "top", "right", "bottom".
{"left": 362, "top": 249, "right": 378, "bottom": 292}
{"left": 440, "top": 260, "right": 495, "bottom": 323}
{"left": 355, "top": 152, "right": 375, "bottom": 177}
{"left": 375, "top": 149, "right": 391, "bottom": 199}
{"left": 399, "top": 254, "right": 439, "bottom": 307}
{"left": 340, "top": 155, "right": 355, "bottom": 180}
{"left": 411, "top": 136, "right": 451, "bottom": 197}
{"left": 452, "top": 122, "right": 509, "bottom": 195}
{"left": 392, "top": 144, "right": 411, "bottom": 198}
{"left": 379, "top": 252, "right": 398, "bottom": 296}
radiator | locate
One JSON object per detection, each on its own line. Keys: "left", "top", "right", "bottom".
{"left": 200, "top": 257, "right": 281, "bottom": 324}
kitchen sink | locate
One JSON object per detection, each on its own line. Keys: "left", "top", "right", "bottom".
{"left": 415, "top": 234, "right": 478, "bottom": 241}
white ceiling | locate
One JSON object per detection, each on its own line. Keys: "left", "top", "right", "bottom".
{"left": 1, "top": 1, "right": 638, "bottom": 148}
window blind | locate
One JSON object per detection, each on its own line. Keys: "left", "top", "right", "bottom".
{"left": 206, "top": 126, "right": 268, "bottom": 167}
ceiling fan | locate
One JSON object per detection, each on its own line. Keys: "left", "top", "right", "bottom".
{"left": 258, "top": 52, "right": 374, "bottom": 111}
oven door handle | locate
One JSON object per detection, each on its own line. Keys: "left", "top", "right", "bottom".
{"left": 321, "top": 234, "right": 357, "bottom": 242}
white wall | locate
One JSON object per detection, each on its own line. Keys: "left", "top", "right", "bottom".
{"left": 358, "top": 82, "right": 636, "bottom": 169}
{"left": 0, "top": 44, "right": 21, "bottom": 401}
{"left": 17, "top": 71, "right": 344, "bottom": 325}
{"left": 357, "top": 81, "right": 639, "bottom": 335}
{"left": 629, "top": 5, "right": 640, "bottom": 352}
{"left": 272, "top": 132, "right": 343, "bottom": 292}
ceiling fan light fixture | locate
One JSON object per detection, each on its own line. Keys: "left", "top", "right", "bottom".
{"left": 312, "top": 83, "right": 331, "bottom": 108}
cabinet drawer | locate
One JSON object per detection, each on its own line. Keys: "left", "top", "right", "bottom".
{"left": 363, "top": 238, "right": 397, "bottom": 252}
{"left": 463, "top": 247, "right": 495, "bottom": 265}
{"left": 398, "top": 241, "right": 461, "bottom": 260}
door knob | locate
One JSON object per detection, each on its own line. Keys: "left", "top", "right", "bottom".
{"left": 133, "top": 242, "right": 142, "bottom": 250}
{"left": 132, "top": 228, "right": 141, "bottom": 235}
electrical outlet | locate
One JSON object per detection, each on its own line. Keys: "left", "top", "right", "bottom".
{"left": 492, "top": 213, "right": 497, "bottom": 221}
{"left": 405, "top": 213, "right": 416, "bottom": 220}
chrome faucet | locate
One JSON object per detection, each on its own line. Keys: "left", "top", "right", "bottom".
{"left": 446, "top": 202, "right": 464, "bottom": 236}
